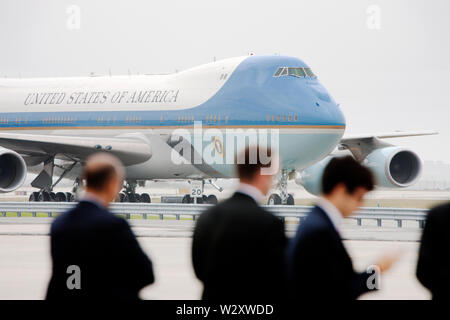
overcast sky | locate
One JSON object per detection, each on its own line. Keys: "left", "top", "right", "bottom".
{"left": 0, "top": 0, "right": 449, "bottom": 163}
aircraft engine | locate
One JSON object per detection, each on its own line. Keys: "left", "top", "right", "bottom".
{"left": 294, "top": 156, "right": 333, "bottom": 196}
{"left": 295, "top": 147, "right": 422, "bottom": 195}
{"left": 0, "top": 147, "right": 27, "bottom": 193}
{"left": 363, "top": 146, "right": 422, "bottom": 188}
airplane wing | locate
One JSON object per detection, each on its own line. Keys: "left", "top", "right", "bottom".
{"left": 0, "top": 132, "right": 152, "bottom": 166}
{"left": 341, "top": 130, "right": 438, "bottom": 142}
{"left": 339, "top": 130, "right": 438, "bottom": 161}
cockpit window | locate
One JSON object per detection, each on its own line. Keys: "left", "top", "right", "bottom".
{"left": 291, "top": 68, "right": 306, "bottom": 77}
{"left": 273, "top": 68, "right": 283, "bottom": 77}
{"left": 304, "top": 68, "right": 316, "bottom": 77}
{"left": 273, "top": 67, "right": 316, "bottom": 78}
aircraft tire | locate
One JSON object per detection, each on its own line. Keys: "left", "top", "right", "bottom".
{"left": 140, "top": 193, "right": 151, "bottom": 203}
{"left": 267, "top": 194, "right": 282, "bottom": 205}
{"left": 55, "top": 192, "right": 67, "bottom": 202}
{"left": 29, "top": 192, "right": 40, "bottom": 202}
{"left": 182, "top": 195, "right": 192, "bottom": 203}
{"left": 287, "top": 194, "right": 295, "bottom": 205}
{"left": 128, "top": 193, "right": 137, "bottom": 203}
{"left": 206, "top": 194, "right": 218, "bottom": 204}
{"left": 39, "top": 192, "right": 51, "bottom": 202}
{"left": 65, "top": 192, "right": 73, "bottom": 202}
{"left": 119, "top": 193, "right": 128, "bottom": 203}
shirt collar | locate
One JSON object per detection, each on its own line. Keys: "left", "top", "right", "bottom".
{"left": 80, "top": 191, "right": 109, "bottom": 209}
{"left": 236, "top": 183, "right": 265, "bottom": 204}
{"left": 316, "top": 197, "right": 343, "bottom": 234}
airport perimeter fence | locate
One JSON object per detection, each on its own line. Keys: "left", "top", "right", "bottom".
{"left": 0, "top": 202, "right": 428, "bottom": 229}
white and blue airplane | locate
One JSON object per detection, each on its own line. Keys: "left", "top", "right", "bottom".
{"left": 0, "top": 55, "right": 436, "bottom": 204}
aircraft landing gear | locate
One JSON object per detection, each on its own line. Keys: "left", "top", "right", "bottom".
{"left": 29, "top": 192, "right": 39, "bottom": 202}
{"left": 206, "top": 194, "right": 218, "bottom": 204}
{"left": 267, "top": 193, "right": 294, "bottom": 205}
{"left": 181, "top": 180, "right": 219, "bottom": 204}
{"left": 54, "top": 192, "right": 67, "bottom": 202}
{"left": 267, "top": 169, "right": 295, "bottom": 205}
{"left": 29, "top": 158, "right": 80, "bottom": 202}
{"left": 118, "top": 180, "right": 151, "bottom": 203}
{"left": 140, "top": 193, "right": 151, "bottom": 203}
{"left": 181, "top": 194, "right": 218, "bottom": 204}
{"left": 67, "top": 192, "right": 76, "bottom": 202}
{"left": 29, "top": 189, "right": 78, "bottom": 203}
{"left": 182, "top": 194, "right": 192, "bottom": 203}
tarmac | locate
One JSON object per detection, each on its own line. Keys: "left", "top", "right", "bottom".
{"left": 0, "top": 217, "right": 430, "bottom": 300}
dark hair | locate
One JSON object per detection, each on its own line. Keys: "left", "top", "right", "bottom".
{"left": 236, "top": 146, "right": 272, "bottom": 181}
{"left": 322, "top": 156, "right": 375, "bottom": 195}
{"left": 84, "top": 164, "right": 117, "bottom": 191}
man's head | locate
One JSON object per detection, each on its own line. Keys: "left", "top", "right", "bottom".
{"left": 236, "top": 145, "right": 277, "bottom": 196}
{"left": 83, "top": 153, "right": 125, "bottom": 204}
{"left": 322, "top": 156, "right": 375, "bottom": 217}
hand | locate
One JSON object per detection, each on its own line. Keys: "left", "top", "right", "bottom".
{"left": 374, "top": 249, "right": 403, "bottom": 274}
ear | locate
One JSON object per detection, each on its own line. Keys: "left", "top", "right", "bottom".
{"left": 334, "top": 183, "right": 347, "bottom": 194}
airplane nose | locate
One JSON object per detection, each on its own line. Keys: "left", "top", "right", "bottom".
{"left": 326, "top": 102, "right": 346, "bottom": 127}
{"left": 308, "top": 83, "right": 346, "bottom": 127}
{"left": 309, "top": 83, "right": 332, "bottom": 103}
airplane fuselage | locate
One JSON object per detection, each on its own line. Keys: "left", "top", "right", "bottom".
{"left": 0, "top": 55, "right": 346, "bottom": 180}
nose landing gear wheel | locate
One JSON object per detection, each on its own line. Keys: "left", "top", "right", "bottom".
{"left": 268, "top": 194, "right": 282, "bottom": 205}
{"left": 287, "top": 194, "right": 295, "bottom": 205}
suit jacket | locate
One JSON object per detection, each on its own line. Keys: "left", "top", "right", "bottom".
{"left": 287, "top": 205, "right": 374, "bottom": 300}
{"left": 416, "top": 202, "right": 450, "bottom": 300}
{"left": 46, "top": 200, "right": 154, "bottom": 300}
{"left": 192, "top": 192, "right": 287, "bottom": 301}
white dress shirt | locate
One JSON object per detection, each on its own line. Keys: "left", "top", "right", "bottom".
{"left": 316, "top": 197, "right": 343, "bottom": 234}
{"left": 236, "top": 183, "right": 265, "bottom": 204}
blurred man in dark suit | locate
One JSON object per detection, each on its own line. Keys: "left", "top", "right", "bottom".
{"left": 287, "top": 156, "right": 398, "bottom": 301}
{"left": 46, "top": 153, "right": 154, "bottom": 300}
{"left": 417, "top": 202, "right": 450, "bottom": 300}
{"left": 192, "top": 146, "right": 286, "bottom": 301}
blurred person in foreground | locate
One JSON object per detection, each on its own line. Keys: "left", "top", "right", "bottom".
{"left": 416, "top": 201, "right": 450, "bottom": 300}
{"left": 46, "top": 153, "right": 154, "bottom": 300}
{"left": 287, "top": 156, "right": 398, "bottom": 300}
{"left": 192, "top": 146, "right": 287, "bottom": 301}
